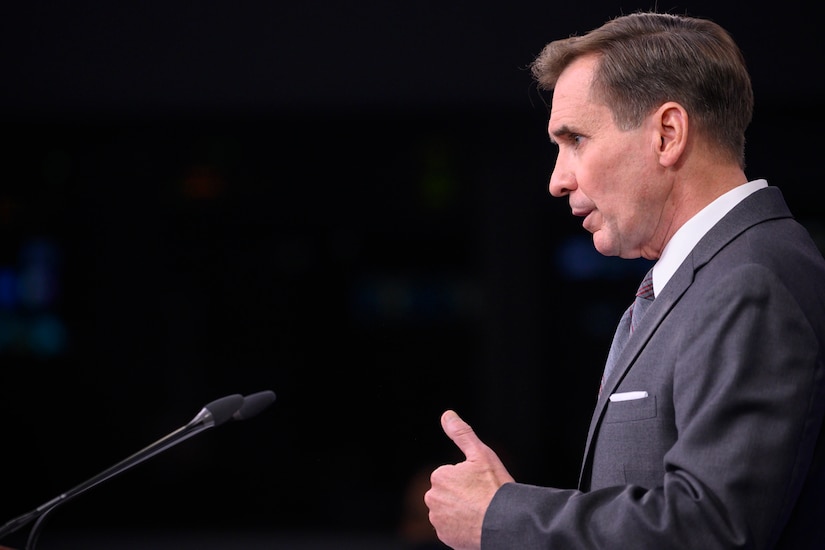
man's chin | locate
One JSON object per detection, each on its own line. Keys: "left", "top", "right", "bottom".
{"left": 592, "top": 233, "right": 647, "bottom": 260}
{"left": 591, "top": 233, "right": 619, "bottom": 258}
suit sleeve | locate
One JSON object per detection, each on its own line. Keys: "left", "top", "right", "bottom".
{"left": 481, "top": 264, "right": 824, "bottom": 549}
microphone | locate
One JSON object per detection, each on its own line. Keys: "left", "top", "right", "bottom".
{"left": 0, "top": 391, "right": 274, "bottom": 549}
{"left": 233, "top": 390, "right": 276, "bottom": 421}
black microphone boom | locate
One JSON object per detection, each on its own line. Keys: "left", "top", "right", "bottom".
{"left": 0, "top": 393, "right": 244, "bottom": 548}
{"left": 0, "top": 391, "right": 274, "bottom": 548}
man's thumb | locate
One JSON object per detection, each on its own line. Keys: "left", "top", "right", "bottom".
{"left": 441, "top": 409, "right": 484, "bottom": 460}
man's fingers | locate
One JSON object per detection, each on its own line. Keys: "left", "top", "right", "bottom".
{"left": 441, "top": 409, "right": 485, "bottom": 461}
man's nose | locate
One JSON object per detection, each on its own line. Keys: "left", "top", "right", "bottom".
{"left": 548, "top": 158, "right": 575, "bottom": 197}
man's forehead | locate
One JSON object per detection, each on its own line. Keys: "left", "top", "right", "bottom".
{"left": 553, "top": 55, "right": 598, "bottom": 102}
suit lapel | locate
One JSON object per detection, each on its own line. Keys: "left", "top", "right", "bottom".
{"left": 577, "top": 261, "right": 694, "bottom": 487}
{"left": 576, "top": 186, "right": 792, "bottom": 489}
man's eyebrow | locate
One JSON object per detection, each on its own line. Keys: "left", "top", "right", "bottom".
{"left": 550, "top": 124, "right": 576, "bottom": 141}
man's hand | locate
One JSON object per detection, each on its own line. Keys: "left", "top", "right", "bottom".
{"left": 424, "top": 410, "right": 515, "bottom": 550}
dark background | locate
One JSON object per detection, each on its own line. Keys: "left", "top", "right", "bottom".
{"left": 1, "top": 1, "right": 823, "bottom": 547}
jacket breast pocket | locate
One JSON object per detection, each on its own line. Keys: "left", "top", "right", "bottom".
{"left": 603, "top": 394, "right": 657, "bottom": 423}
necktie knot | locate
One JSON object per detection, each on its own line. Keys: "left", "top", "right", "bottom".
{"left": 635, "top": 269, "right": 655, "bottom": 300}
{"left": 630, "top": 268, "right": 655, "bottom": 332}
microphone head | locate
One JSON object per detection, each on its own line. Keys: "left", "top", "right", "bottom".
{"left": 233, "top": 390, "right": 277, "bottom": 421}
{"left": 203, "top": 393, "right": 245, "bottom": 426}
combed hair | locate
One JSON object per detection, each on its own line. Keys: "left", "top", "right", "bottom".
{"left": 530, "top": 12, "right": 753, "bottom": 167}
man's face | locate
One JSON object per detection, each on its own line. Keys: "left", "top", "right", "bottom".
{"left": 547, "top": 55, "right": 669, "bottom": 260}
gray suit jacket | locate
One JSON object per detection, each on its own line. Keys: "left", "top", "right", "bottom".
{"left": 482, "top": 187, "right": 825, "bottom": 549}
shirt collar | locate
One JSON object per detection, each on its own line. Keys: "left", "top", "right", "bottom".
{"left": 651, "top": 179, "right": 768, "bottom": 296}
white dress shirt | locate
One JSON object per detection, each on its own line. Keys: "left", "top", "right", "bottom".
{"left": 651, "top": 179, "right": 769, "bottom": 297}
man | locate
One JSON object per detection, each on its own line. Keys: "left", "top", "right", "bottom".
{"left": 425, "top": 12, "right": 825, "bottom": 549}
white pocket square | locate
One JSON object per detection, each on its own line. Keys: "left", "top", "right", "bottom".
{"left": 609, "top": 390, "right": 649, "bottom": 402}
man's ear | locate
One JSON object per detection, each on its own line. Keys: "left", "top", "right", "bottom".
{"left": 654, "top": 102, "right": 688, "bottom": 167}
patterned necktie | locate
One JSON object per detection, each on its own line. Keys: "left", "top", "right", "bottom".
{"left": 600, "top": 268, "right": 655, "bottom": 395}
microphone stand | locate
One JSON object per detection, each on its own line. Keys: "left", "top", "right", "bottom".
{"left": 0, "top": 393, "right": 246, "bottom": 549}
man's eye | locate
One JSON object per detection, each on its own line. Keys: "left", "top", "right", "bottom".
{"left": 572, "top": 134, "right": 584, "bottom": 146}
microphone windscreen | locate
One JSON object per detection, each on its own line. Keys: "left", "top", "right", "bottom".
{"left": 234, "top": 390, "right": 277, "bottom": 420}
{"left": 204, "top": 394, "right": 245, "bottom": 426}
